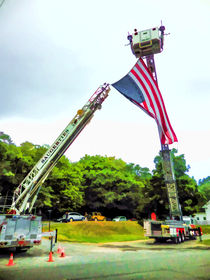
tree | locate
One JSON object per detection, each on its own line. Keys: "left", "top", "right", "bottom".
{"left": 0, "top": 136, "right": 84, "bottom": 216}
{"left": 0, "top": 132, "right": 14, "bottom": 145}
{"left": 77, "top": 155, "right": 145, "bottom": 218}
{"left": 153, "top": 148, "right": 190, "bottom": 178}
{"left": 0, "top": 140, "right": 22, "bottom": 196}
{"left": 0, "top": 133, "right": 207, "bottom": 220}
{"left": 198, "top": 176, "right": 210, "bottom": 201}
{"left": 42, "top": 157, "right": 85, "bottom": 215}
{"left": 136, "top": 149, "right": 206, "bottom": 221}
{"left": 176, "top": 175, "right": 205, "bottom": 214}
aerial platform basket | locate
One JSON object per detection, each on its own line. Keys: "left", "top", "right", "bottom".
{"left": 129, "top": 26, "right": 164, "bottom": 58}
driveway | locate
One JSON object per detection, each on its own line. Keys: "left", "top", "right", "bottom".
{"left": 0, "top": 236, "right": 209, "bottom": 280}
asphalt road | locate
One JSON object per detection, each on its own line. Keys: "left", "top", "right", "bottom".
{"left": 0, "top": 237, "right": 210, "bottom": 280}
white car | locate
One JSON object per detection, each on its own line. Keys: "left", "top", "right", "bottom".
{"left": 57, "top": 212, "right": 85, "bottom": 222}
{"left": 112, "top": 216, "right": 127, "bottom": 222}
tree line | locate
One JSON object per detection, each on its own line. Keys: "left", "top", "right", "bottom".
{"left": 0, "top": 133, "right": 209, "bottom": 221}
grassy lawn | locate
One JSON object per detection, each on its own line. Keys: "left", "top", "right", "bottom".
{"left": 42, "top": 221, "right": 146, "bottom": 243}
{"left": 42, "top": 222, "right": 210, "bottom": 244}
{"left": 201, "top": 225, "right": 210, "bottom": 234}
{"left": 197, "top": 225, "right": 210, "bottom": 246}
{"left": 200, "top": 239, "right": 210, "bottom": 246}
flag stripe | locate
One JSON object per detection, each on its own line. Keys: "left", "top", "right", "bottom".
{"left": 132, "top": 66, "right": 162, "bottom": 121}
{"left": 135, "top": 62, "right": 175, "bottom": 143}
{"left": 132, "top": 99, "right": 154, "bottom": 118}
{"left": 138, "top": 60, "right": 177, "bottom": 143}
{"left": 132, "top": 67, "right": 169, "bottom": 143}
{"left": 129, "top": 70, "right": 155, "bottom": 118}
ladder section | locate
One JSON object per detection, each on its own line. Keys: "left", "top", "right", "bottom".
{"left": 145, "top": 56, "right": 182, "bottom": 219}
{"left": 10, "top": 83, "right": 110, "bottom": 214}
{"left": 161, "top": 145, "right": 182, "bottom": 218}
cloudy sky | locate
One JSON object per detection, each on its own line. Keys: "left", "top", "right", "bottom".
{"left": 0, "top": 0, "right": 210, "bottom": 182}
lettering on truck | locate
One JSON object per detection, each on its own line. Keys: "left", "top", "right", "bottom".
{"left": 16, "top": 129, "right": 70, "bottom": 193}
{"left": 41, "top": 129, "right": 69, "bottom": 164}
{"left": 20, "top": 167, "right": 39, "bottom": 192}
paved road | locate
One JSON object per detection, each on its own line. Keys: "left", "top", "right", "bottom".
{"left": 0, "top": 238, "right": 210, "bottom": 280}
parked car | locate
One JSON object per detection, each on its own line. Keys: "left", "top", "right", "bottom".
{"left": 85, "top": 212, "right": 106, "bottom": 221}
{"left": 112, "top": 216, "right": 127, "bottom": 222}
{"left": 57, "top": 212, "right": 85, "bottom": 222}
{"left": 129, "top": 218, "right": 137, "bottom": 221}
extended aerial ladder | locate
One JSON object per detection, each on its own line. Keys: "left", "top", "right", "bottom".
{"left": 146, "top": 57, "right": 182, "bottom": 219}
{"left": 9, "top": 83, "right": 110, "bottom": 215}
{"left": 128, "top": 25, "right": 202, "bottom": 243}
{"left": 0, "top": 83, "right": 110, "bottom": 250}
{"left": 128, "top": 25, "right": 182, "bottom": 219}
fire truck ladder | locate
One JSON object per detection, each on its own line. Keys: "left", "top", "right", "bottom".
{"left": 145, "top": 55, "right": 182, "bottom": 219}
{"left": 10, "top": 83, "right": 110, "bottom": 215}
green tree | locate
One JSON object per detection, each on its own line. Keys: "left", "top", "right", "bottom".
{"left": 42, "top": 157, "right": 85, "bottom": 214}
{"left": 1, "top": 133, "right": 206, "bottom": 221}
{"left": 198, "top": 176, "right": 210, "bottom": 201}
{"left": 0, "top": 132, "right": 14, "bottom": 145}
{"left": 78, "top": 155, "right": 145, "bottom": 218}
{"left": 0, "top": 136, "right": 84, "bottom": 216}
{"left": 0, "top": 139, "right": 22, "bottom": 196}
{"left": 136, "top": 149, "right": 206, "bottom": 221}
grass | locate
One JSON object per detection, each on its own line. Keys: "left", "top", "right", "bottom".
{"left": 195, "top": 225, "right": 210, "bottom": 247}
{"left": 42, "top": 222, "right": 210, "bottom": 244}
{"left": 42, "top": 221, "right": 146, "bottom": 243}
{"left": 200, "top": 225, "right": 210, "bottom": 234}
{"left": 202, "top": 239, "right": 210, "bottom": 246}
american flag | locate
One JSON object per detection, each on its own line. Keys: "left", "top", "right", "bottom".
{"left": 112, "top": 58, "right": 178, "bottom": 145}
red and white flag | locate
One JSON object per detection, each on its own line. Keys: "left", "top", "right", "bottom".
{"left": 112, "top": 58, "right": 178, "bottom": 145}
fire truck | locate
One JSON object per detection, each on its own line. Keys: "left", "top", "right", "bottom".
{"left": 0, "top": 24, "right": 201, "bottom": 250}
{"left": 0, "top": 84, "right": 110, "bottom": 251}
{"left": 127, "top": 25, "right": 202, "bottom": 243}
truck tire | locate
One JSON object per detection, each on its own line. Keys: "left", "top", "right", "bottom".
{"left": 181, "top": 232, "right": 185, "bottom": 242}
{"left": 155, "top": 238, "right": 164, "bottom": 243}
{"left": 69, "top": 218, "right": 73, "bottom": 222}
{"left": 173, "top": 237, "right": 178, "bottom": 244}
{"left": 94, "top": 218, "right": 98, "bottom": 221}
{"left": 16, "top": 247, "right": 30, "bottom": 253}
{"left": 178, "top": 232, "right": 182, "bottom": 243}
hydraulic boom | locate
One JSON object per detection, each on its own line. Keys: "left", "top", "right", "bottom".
{"left": 128, "top": 25, "right": 182, "bottom": 219}
{"left": 9, "top": 83, "right": 110, "bottom": 215}
{"left": 128, "top": 25, "right": 201, "bottom": 243}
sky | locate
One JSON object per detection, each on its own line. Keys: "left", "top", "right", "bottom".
{"left": 0, "top": 0, "right": 210, "bottom": 182}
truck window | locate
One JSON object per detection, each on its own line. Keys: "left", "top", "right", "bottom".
{"left": 151, "top": 223, "right": 161, "bottom": 231}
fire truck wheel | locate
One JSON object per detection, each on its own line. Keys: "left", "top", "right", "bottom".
{"left": 173, "top": 237, "right": 178, "bottom": 244}
{"left": 155, "top": 238, "right": 164, "bottom": 243}
{"left": 181, "top": 232, "right": 185, "bottom": 242}
{"left": 16, "top": 247, "right": 30, "bottom": 253}
{"left": 178, "top": 232, "right": 182, "bottom": 243}
{"left": 155, "top": 238, "right": 160, "bottom": 243}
